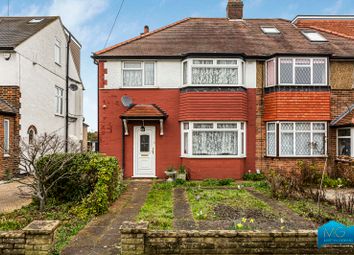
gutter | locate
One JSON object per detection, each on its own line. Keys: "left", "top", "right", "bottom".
{"left": 65, "top": 33, "right": 72, "bottom": 152}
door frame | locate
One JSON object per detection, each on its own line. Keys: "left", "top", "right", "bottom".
{"left": 133, "top": 126, "right": 156, "bottom": 178}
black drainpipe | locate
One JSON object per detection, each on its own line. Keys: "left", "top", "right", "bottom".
{"left": 121, "top": 119, "right": 125, "bottom": 175}
{"left": 65, "top": 34, "right": 72, "bottom": 153}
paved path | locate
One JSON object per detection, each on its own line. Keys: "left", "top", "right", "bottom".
{"left": 173, "top": 188, "right": 196, "bottom": 230}
{"left": 62, "top": 180, "right": 152, "bottom": 255}
{"left": 0, "top": 178, "right": 32, "bottom": 214}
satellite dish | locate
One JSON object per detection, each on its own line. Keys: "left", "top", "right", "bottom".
{"left": 121, "top": 96, "right": 133, "bottom": 107}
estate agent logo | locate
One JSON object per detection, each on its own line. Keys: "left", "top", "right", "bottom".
{"left": 318, "top": 221, "right": 354, "bottom": 248}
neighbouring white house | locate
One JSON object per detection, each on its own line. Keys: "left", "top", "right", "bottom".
{"left": 0, "top": 16, "right": 84, "bottom": 179}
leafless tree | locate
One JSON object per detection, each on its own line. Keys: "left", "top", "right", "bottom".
{"left": 14, "top": 133, "right": 80, "bottom": 211}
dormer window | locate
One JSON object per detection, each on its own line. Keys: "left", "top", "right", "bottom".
{"left": 28, "top": 18, "right": 44, "bottom": 24}
{"left": 302, "top": 31, "right": 327, "bottom": 42}
{"left": 182, "top": 58, "right": 244, "bottom": 86}
{"left": 261, "top": 26, "right": 280, "bottom": 34}
{"left": 266, "top": 57, "right": 328, "bottom": 87}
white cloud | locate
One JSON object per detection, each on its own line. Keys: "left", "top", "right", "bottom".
{"left": 323, "top": 0, "right": 344, "bottom": 14}
{"left": 48, "top": 0, "right": 109, "bottom": 34}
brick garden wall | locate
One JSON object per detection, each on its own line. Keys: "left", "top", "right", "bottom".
{"left": 120, "top": 222, "right": 354, "bottom": 255}
{"left": 0, "top": 220, "right": 59, "bottom": 255}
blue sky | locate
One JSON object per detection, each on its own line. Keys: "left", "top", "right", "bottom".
{"left": 1, "top": 0, "right": 354, "bottom": 131}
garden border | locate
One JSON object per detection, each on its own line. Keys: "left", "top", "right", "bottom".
{"left": 0, "top": 220, "right": 59, "bottom": 255}
{"left": 120, "top": 221, "right": 354, "bottom": 255}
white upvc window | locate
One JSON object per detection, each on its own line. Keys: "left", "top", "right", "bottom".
{"left": 122, "top": 61, "right": 156, "bottom": 87}
{"left": 55, "top": 86, "right": 64, "bottom": 115}
{"left": 278, "top": 57, "right": 327, "bottom": 86}
{"left": 54, "top": 39, "right": 61, "bottom": 65}
{"left": 181, "top": 121, "right": 246, "bottom": 158}
{"left": 3, "top": 119, "right": 9, "bottom": 155}
{"left": 182, "top": 58, "right": 245, "bottom": 86}
{"left": 266, "top": 121, "right": 327, "bottom": 157}
{"left": 337, "top": 128, "right": 354, "bottom": 158}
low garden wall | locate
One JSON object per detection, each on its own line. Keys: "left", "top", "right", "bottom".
{"left": 0, "top": 220, "right": 59, "bottom": 255}
{"left": 120, "top": 221, "right": 354, "bottom": 255}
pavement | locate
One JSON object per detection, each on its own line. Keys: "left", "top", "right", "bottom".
{"left": 0, "top": 178, "right": 32, "bottom": 214}
{"left": 61, "top": 180, "right": 152, "bottom": 255}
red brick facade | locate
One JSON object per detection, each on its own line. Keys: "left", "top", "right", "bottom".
{"left": 0, "top": 86, "right": 20, "bottom": 179}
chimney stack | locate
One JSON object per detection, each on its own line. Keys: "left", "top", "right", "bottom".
{"left": 227, "top": 0, "right": 243, "bottom": 20}
{"left": 144, "top": 25, "right": 149, "bottom": 34}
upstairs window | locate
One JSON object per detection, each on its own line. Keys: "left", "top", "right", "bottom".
{"left": 278, "top": 57, "right": 327, "bottom": 86}
{"left": 122, "top": 61, "right": 155, "bottom": 87}
{"left": 55, "top": 86, "right": 64, "bottom": 115}
{"left": 54, "top": 39, "right": 61, "bottom": 65}
{"left": 183, "top": 58, "right": 244, "bottom": 86}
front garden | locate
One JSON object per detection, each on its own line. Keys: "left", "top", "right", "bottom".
{"left": 137, "top": 160, "right": 354, "bottom": 231}
{"left": 0, "top": 152, "right": 125, "bottom": 255}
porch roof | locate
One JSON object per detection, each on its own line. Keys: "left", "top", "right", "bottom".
{"left": 120, "top": 104, "right": 168, "bottom": 120}
{"left": 330, "top": 104, "right": 354, "bottom": 127}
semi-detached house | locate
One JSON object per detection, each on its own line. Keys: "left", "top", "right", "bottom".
{"left": 93, "top": 0, "right": 354, "bottom": 179}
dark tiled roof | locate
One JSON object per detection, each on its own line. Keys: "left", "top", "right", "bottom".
{"left": 0, "top": 16, "right": 58, "bottom": 48}
{"left": 0, "top": 98, "right": 17, "bottom": 115}
{"left": 331, "top": 104, "right": 354, "bottom": 127}
{"left": 94, "top": 18, "right": 354, "bottom": 58}
{"left": 121, "top": 104, "right": 168, "bottom": 119}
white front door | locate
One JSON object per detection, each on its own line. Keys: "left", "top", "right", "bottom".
{"left": 134, "top": 126, "right": 156, "bottom": 177}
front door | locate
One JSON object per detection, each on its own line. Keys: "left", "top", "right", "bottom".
{"left": 134, "top": 126, "right": 156, "bottom": 177}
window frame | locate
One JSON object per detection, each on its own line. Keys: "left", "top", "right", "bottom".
{"left": 181, "top": 121, "right": 246, "bottom": 158}
{"left": 182, "top": 58, "right": 245, "bottom": 87}
{"left": 277, "top": 57, "right": 328, "bottom": 86}
{"left": 54, "top": 39, "right": 61, "bottom": 65}
{"left": 266, "top": 121, "right": 327, "bottom": 157}
{"left": 3, "top": 119, "right": 10, "bottom": 156}
{"left": 337, "top": 127, "right": 354, "bottom": 158}
{"left": 55, "top": 86, "right": 64, "bottom": 116}
{"left": 121, "top": 60, "right": 157, "bottom": 87}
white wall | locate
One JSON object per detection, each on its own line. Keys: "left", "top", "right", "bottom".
{"left": 0, "top": 52, "right": 19, "bottom": 85}
{"left": 104, "top": 60, "right": 182, "bottom": 88}
{"left": 103, "top": 59, "right": 257, "bottom": 89}
{"left": 13, "top": 19, "right": 83, "bottom": 145}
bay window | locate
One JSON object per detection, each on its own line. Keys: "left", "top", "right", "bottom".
{"left": 122, "top": 61, "right": 155, "bottom": 87}
{"left": 182, "top": 58, "right": 244, "bottom": 86}
{"left": 181, "top": 122, "right": 246, "bottom": 157}
{"left": 337, "top": 128, "right": 353, "bottom": 157}
{"left": 266, "top": 122, "right": 327, "bottom": 157}
{"left": 266, "top": 57, "right": 327, "bottom": 87}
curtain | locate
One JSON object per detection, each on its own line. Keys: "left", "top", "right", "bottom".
{"left": 123, "top": 70, "right": 142, "bottom": 86}
{"left": 192, "top": 67, "right": 238, "bottom": 85}
{"left": 192, "top": 131, "right": 237, "bottom": 155}
{"left": 144, "top": 62, "right": 155, "bottom": 85}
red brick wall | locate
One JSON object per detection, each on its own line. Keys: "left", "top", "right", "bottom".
{"left": 264, "top": 91, "right": 331, "bottom": 121}
{"left": 179, "top": 91, "right": 248, "bottom": 121}
{"left": 0, "top": 86, "right": 20, "bottom": 180}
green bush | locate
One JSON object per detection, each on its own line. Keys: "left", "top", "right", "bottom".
{"left": 243, "top": 172, "right": 266, "bottom": 181}
{"left": 322, "top": 176, "right": 348, "bottom": 188}
{"left": 202, "top": 178, "right": 234, "bottom": 186}
{"left": 37, "top": 153, "right": 124, "bottom": 217}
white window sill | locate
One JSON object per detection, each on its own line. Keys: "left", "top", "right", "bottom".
{"left": 132, "top": 175, "right": 157, "bottom": 178}
{"left": 181, "top": 155, "right": 246, "bottom": 159}
{"left": 268, "top": 155, "right": 328, "bottom": 158}
{"left": 120, "top": 86, "right": 158, "bottom": 89}
{"left": 182, "top": 84, "right": 245, "bottom": 88}
{"left": 3, "top": 154, "right": 10, "bottom": 158}
{"left": 55, "top": 114, "right": 64, "bottom": 118}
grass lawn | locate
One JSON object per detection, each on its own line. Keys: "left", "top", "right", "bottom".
{"left": 0, "top": 201, "right": 92, "bottom": 255}
{"left": 136, "top": 182, "right": 174, "bottom": 230}
{"left": 186, "top": 188, "right": 274, "bottom": 221}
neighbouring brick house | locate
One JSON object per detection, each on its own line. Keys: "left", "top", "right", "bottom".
{"left": 0, "top": 17, "right": 84, "bottom": 179}
{"left": 93, "top": 0, "right": 354, "bottom": 179}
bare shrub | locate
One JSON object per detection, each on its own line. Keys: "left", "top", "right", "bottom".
{"left": 335, "top": 193, "right": 354, "bottom": 214}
